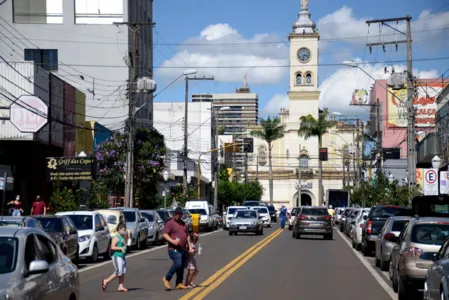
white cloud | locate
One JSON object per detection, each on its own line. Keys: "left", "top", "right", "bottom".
{"left": 261, "top": 94, "right": 289, "bottom": 117}
{"left": 317, "top": 6, "right": 449, "bottom": 49}
{"left": 318, "top": 59, "right": 439, "bottom": 115}
{"left": 156, "top": 24, "right": 288, "bottom": 84}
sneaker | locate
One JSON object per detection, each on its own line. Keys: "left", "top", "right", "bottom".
{"left": 176, "top": 283, "right": 189, "bottom": 290}
{"left": 162, "top": 277, "right": 171, "bottom": 290}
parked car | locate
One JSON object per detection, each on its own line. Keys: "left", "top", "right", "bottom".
{"left": 350, "top": 210, "right": 370, "bottom": 250}
{"left": 333, "top": 207, "right": 345, "bottom": 225}
{"left": 292, "top": 206, "right": 333, "bottom": 240}
{"left": 35, "top": 215, "right": 80, "bottom": 265}
{"left": 56, "top": 211, "right": 112, "bottom": 262}
{"left": 390, "top": 217, "right": 449, "bottom": 299}
{"left": 0, "top": 216, "right": 44, "bottom": 231}
{"left": 111, "top": 208, "right": 148, "bottom": 250}
{"left": 185, "top": 201, "right": 217, "bottom": 231}
{"left": 140, "top": 209, "right": 165, "bottom": 245}
{"left": 361, "top": 204, "right": 410, "bottom": 256}
{"left": 157, "top": 209, "right": 174, "bottom": 224}
{"left": 251, "top": 206, "right": 272, "bottom": 227}
{"left": 288, "top": 207, "right": 300, "bottom": 230}
{"left": 0, "top": 227, "right": 79, "bottom": 299}
{"left": 423, "top": 236, "right": 449, "bottom": 300}
{"left": 343, "top": 208, "right": 360, "bottom": 236}
{"left": 95, "top": 209, "right": 132, "bottom": 246}
{"left": 223, "top": 206, "right": 247, "bottom": 230}
{"left": 228, "top": 209, "right": 264, "bottom": 236}
{"left": 267, "top": 205, "right": 277, "bottom": 222}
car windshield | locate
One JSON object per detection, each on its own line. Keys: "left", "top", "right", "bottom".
{"left": 371, "top": 206, "right": 410, "bottom": 218}
{"left": 301, "top": 208, "right": 329, "bottom": 216}
{"left": 67, "top": 215, "right": 93, "bottom": 230}
{"left": 0, "top": 237, "right": 18, "bottom": 274}
{"left": 411, "top": 223, "right": 449, "bottom": 246}
{"left": 392, "top": 220, "right": 409, "bottom": 232}
{"left": 0, "top": 221, "right": 24, "bottom": 227}
{"left": 256, "top": 208, "right": 268, "bottom": 214}
{"left": 244, "top": 202, "right": 259, "bottom": 207}
{"left": 228, "top": 208, "right": 243, "bottom": 215}
{"left": 268, "top": 206, "right": 275, "bottom": 212}
{"left": 123, "top": 211, "right": 136, "bottom": 223}
{"left": 188, "top": 209, "right": 207, "bottom": 215}
{"left": 344, "top": 209, "right": 351, "bottom": 216}
{"left": 141, "top": 213, "right": 154, "bottom": 222}
{"left": 157, "top": 210, "right": 173, "bottom": 222}
{"left": 38, "top": 218, "right": 63, "bottom": 232}
{"left": 235, "top": 211, "right": 257, "bottom": 219}
{"left": 103, "top": 214, "right": 118, "bottom": 225}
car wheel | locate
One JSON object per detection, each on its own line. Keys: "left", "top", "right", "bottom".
{"left": 355, "top": 243, "right": 361, "bottom": 251}
{"left": 260, "top": 228, "right": 264, "bottom": 235}
{"left": 440, "top": 288, "right": 446, "bottom": 300}
{"left": 375, "top": 255, "right": 380, "bottom": 267}
{"left": 91, "top": 244, "right": 99, "bottom": 263}
{"left": 380, "top": 256, "right": 389, "bottom": 271}
{"left": 103, "top": 242, "right": 111, "bottom": 260}
{"left": 292, "top": 231, "right": 296, "bottom": 238}
{"left": 142, "top": 234, "right": 149, "bottom": 249}
{"left": 229, "top": 231, "right": 233, "bottom": 236}
{"left": 74, "top": 246, "right": 79, "bottom": 266}
{"left": 136, "top": 234, "right": 141, "bottom": 250}
{"left": 391, "top": 269, "right": 398, "bottom": 292}
{"left": 423, "top": 282, "right": 430, "bottom": 300}
{"left": 352, "top": 239, "right": 356, "bottom": 249}
{"left": 324, "top": 234, "right": 333, "bottom": 240}
{"left": 398, "top": 277, "right": 414, "bottom": 300}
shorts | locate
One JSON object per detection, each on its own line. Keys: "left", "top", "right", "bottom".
{"left": 112, "top": 256, "right": 126, "bottom": 276}
{"left": 187, "top": 256, "right": 197, "bottom": 270}
{"left": 12, "top": 209, "right": 21, "bottom": 217}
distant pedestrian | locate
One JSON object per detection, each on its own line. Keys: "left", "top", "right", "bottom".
{"left": 185, "top": 232, "right": 201, "bottom": 288}
{"left": 162, "top": 207, "right": 189, "bottom": 290}
{"left": 7, "top": 196, "right": 23, "bottom": 216}
{"left": 31, "top": 195, "right": 46, "bottom": 216}
{"left": 102, "top": 222, "right": 128, "bottom": 292}
{"left": 279, "top": 205, "right": 287, "bottom": 229}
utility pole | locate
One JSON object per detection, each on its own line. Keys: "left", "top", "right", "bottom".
{"left": 115, "top": 21, "right": 155, "bottom": 208}
{"left": 232, "top": 125, "right": 236, "bottom": 182}
{"left": 376, "top": 98, "right": 383, "bottom": 171}
{"left": 356, "top": 118, "right": 361, "bottom": 188}
{"left": 256, "top": 155, "right": 259, "bottom": 182}
{"left": 297, "top": 144, "right": 302, "bottom": 207}
{"left": 244, "top": 153, "right": 248, "bottom": 184}
{"left": 183, "top": 76, "right": 214, "bottom": 194}
{"left": 352, "top": 130, "right": 357, "bottom": 187}
{"left": 366, "top": 15, "right": 415, "bottom": 193}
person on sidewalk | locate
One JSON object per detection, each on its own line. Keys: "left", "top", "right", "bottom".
{"left": 31, "top": 196, "right": 46, "bottom": 216}
{"left": 279, "top": 205, "right": 287, "bottom": 229}
{"left": 102, "top": 222, "right": 128, "bottom": 292}
{"left": 162, "top": 207, "right": 189, "bottom": 291}
{"left": 7, "top": 196, "right": 23, "bottom": 216}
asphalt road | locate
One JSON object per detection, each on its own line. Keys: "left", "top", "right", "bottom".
{"left": 79, "top": 226, "right": 393, "bottom": 300}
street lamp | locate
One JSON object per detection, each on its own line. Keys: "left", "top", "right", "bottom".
{"left": 432, "top": 155, "right": 442, "bottom": 169}
{"left": 187, "top": 175, "right": 192, "bottom": 185}
{"left": 163, "top": 171, "right": 169, "bottom": 209}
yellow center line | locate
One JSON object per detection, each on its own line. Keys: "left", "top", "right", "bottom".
{"left": 180, "top": 228, "right": 283, "bottom": 300}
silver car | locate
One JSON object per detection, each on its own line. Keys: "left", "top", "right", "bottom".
{"left": 228, "top": 209, "right": 264, "bottom": 236}
{"left": 423, "top": 236, "right": 449, "bottom": 300}
{"left": 0, "top": 227, "right": 79, "bottom": 299}
{"left": 374, "top": 216, "right": 410, "bottom": 271}
{"left": 140, "top": 210, "right": 165, "bottom": 245}
{"left": 111, "top": 208, "right": 148, "bottom": 250}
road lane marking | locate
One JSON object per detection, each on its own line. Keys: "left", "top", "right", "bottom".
{"left": 336, "top": 229, "right": 395, "bottom": 300}
{"left": 79, "top": 229, "right": 223, "bottom": 273}
{"left": 180, "top": 228, "right": 282, "bottom": 300}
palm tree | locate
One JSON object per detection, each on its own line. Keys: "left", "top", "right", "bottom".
{"left": 298, "top": 108, "right": 337, "bottom": 205}
{"left": 250, "top": 116, "right": 285, "bottom": 204}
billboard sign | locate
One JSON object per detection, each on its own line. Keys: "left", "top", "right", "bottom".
{"left": 46, "top": 157, "right": 95, "bottom": 181}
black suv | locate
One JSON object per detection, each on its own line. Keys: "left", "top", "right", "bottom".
{"left": 361, "top": 205, "right": 410, "bottom": 256}
{"left": 267, "top": 205, "right": 277, "bottom": 222}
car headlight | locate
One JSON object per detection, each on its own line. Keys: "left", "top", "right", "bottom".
{"left": 78, "top": 235, "right": 91, "bottom": 242}
{"left": 149, "top": 225, "right": 154, "bottom": 231}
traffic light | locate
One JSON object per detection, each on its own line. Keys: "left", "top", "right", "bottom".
{"left": 243, "top": 138, "right": 254, "bottom": 153}
{"left": 319, "top": 148, "right": 328, "bottom": 161}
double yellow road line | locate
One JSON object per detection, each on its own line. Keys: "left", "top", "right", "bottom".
{"left": 180, "top": 228, "right": 283, "bottom": 300}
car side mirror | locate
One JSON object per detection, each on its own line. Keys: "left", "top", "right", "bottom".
{"left": 419, "top": 252, "right": 438, "bottom": 262}
{"left": 139, "top": 218, "right": 145, "bottom": 223}
{"left": 228, "top": 217, "right": 233, "bottom": 220}
{"left": 28, "top": 260, "right": 49, "bottom": 275}
{"left": 95, "top": 226, "right": 104, "bottom": 232}
{"left": 350, "top": 221, "right": 355, "bottom": 225}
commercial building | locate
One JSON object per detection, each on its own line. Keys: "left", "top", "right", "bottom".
{"left": 0, "top": 0, "right": 154, "bottom": 128}
{"left": 153, "top": 101, "right": 215, "bottom": 200}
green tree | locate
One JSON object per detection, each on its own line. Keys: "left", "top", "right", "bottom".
{"left": 298, "top": 108, "right": 337, "bottom": 205}
{"left": 250, "top": 116, "right": 285, "bottom": 204}
{"left": 89, "top": 181, "right": 110, "bottom": 209}
{"left": 217, "top": 180, "right": 264, "bottom": 207}
{"left": 49, "top": 182, "right": 79, "bottom": 214}
{"left": 218, "top": 164, "right": 230, "bottom": 181}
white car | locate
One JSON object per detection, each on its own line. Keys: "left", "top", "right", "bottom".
{"left": 223, "top": 206, "right": 247, "bottom": 230}
{"left": 351, "top": 210, "right": 369, "bottom": 250}
{"left": 57, "top": 211, "right": 111, "bottom": 262}
{"left": 252, "top": 206, "right": 272, "bottom": 227}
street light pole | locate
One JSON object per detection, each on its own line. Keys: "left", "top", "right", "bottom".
{"left": 163, "top": 171, "right": 169, "bottom": 209}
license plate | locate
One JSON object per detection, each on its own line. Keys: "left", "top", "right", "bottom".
{"left": 310, "top": 223, "right": 323, "bottom": 226}
{"left": 239, "top": 226, "right": 247, "bottom": 230}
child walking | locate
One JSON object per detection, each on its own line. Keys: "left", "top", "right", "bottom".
{"left": 185, "top": 232, "right": 200, "bottom": 288}
{"left": 102, "top": 222, "right": 128, "bottom": 292}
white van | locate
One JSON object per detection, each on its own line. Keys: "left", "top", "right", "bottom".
{"left": 185, "top": 201, "right": 217, "bottom": 231}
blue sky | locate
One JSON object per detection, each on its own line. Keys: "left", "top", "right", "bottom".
{"left": 152, "top": 0, "right": 449, "bottom": 120}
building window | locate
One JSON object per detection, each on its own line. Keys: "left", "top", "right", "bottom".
{"left": 13, "top": 0, "right": 63, "bottom": 24}
{"left": 300, "top": 155, "right": 308, "bottom": 169}
{"left": 305, "top": 73, "right": 313, "bottom": 86}
{"left": 295, "top": 73, "right": 302, "bottom": 85}
{"left": 75, "top": 0, "right": 123, "bottom": 24}
{"left": 24, "top": 49, "right": 58, "bottom": 71}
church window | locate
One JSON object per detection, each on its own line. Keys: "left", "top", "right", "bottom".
{"left": 305, "top": 73, "right": 312, "bottom": 86}
{"left": 300, "top": 155, "right": 309, "bottom": 169}
{"left": 295, "top": 73, "right": 302, "bottom": 85}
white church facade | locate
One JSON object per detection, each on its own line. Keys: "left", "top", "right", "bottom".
{"left": 246, "top": 1, "right": 358, "bottom": 208}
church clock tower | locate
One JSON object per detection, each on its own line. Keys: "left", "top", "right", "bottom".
{"left": 288, "top": 0, "right": 320, "bottom": 120}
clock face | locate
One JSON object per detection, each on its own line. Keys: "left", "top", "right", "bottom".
{"left": 297, "top": 48, "right": 311, "bottom": 62}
